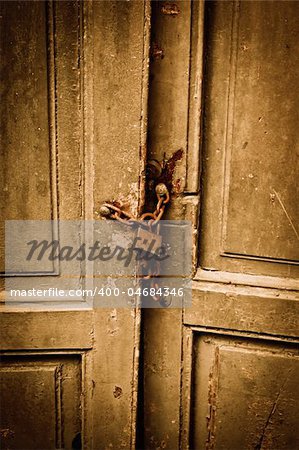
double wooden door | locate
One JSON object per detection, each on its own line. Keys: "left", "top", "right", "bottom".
{"left": 1, "top": 1, "right": 298, "bottom": 450}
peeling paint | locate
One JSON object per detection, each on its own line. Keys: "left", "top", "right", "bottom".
{"left": 206, "top": 347, "right": 220, "bottom": 450}
{"left": 117, "top": 181, "right": 139, "bottom": 217}
{"left": 151, "top": 42, "right": 164, "bottom": 60}
{"left": 0, "top": 428, "right": 14, "bottom": 439}
{"left": 113, "top": 385, "right": 123, "bottom": 399}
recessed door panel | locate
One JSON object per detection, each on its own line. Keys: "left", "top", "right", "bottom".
{"left": 191, "top": 334, "right": 299, "bottom": 450}
{"left": 0, "top": 355, "right": 82, "bottom": 450}
{"left": 200, "top": 0, "right": 299, "bottom": 277}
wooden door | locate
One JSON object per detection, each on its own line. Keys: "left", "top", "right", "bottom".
{"left": 142, "top": 1, "right": 299, "bottom": 449}
{"left": 0, "top": 1, "right": 150, "bottom": 449}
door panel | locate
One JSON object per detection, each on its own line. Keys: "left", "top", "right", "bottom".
{"left": 0, "top": 355, "right": 82, "bottom": 450}
{"left": 199, "top": 0, "right": 299, "bottom": 278}
{"left": 0, "top": 0, "right": 85, "bottom": 225}
{"left": 0, "top": 310, "right": 93, "bottom": 350}
{"left": 1, "top": 0, "right": 87, "bottom": 302}
{"left": 0, "top": 0, "right": 53, "bottom": 223}
{"left": 0, "top": 0, "right": 54, "bottom": 274}
{"left": 0, "top": 1, "right": 150, "bottom": 448}
{"left": 220, "top": 1, "right": 298, "bottom": 263}
{"left": 185, "top": 285, "right": 299, "bottom": 338}
{"left": 190, "top": 334, "right": 299, "bottom": 450}
{"left": 143, "top": 1, "right": 299, "bottom": 449}
{"left": 188, "top": 1, "right": 299, "bottom": 448}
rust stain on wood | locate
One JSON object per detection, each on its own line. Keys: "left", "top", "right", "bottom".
{"left": 113, "top": 385, "right": 123, "bottom": 399}
{"left": 0, "top": 428, "right": 14, "bottom": 439}
{"left": 160, "top": 2, "right": 180, "bottom": 16}
{"left": 157, "top": 148, "right": 184, "bottom": 194}
{"left": 151, "top": 42, "right": 164, "bottom": 60}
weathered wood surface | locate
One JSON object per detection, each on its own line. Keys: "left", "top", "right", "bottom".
{"left": 0, "top": 1, "right": 150, "bottom": 449}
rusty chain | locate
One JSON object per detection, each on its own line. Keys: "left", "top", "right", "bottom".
{"left": 99, "top": 183, "right": 170, "bottom": 304}
{"left": 99, "top": 183, "right": 169, "bottom": 227}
